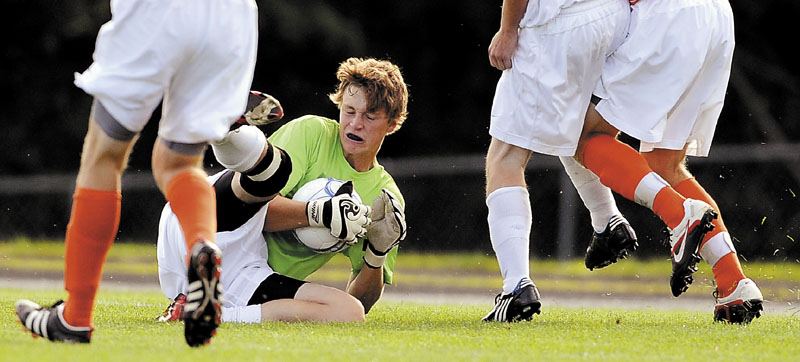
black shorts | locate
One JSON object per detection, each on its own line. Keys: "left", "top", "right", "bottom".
{"left": 247, "top": 273, "right": 307, "bottom": 305}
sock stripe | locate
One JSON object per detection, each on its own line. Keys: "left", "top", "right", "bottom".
{"left": 634, "top": 172, "right": 669, "bottom": 209}
{"left": 246, "top": 143, "right": 277, "bottom": 180}
{"left": 239, "top": 147, "right": 292, "bottom": 198}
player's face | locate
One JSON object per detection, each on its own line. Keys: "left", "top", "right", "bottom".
{"left": 338, "top": 86, "right": 396, "bottom": 171}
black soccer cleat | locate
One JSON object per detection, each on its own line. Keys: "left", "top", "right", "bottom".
{"left": 668, "top": 199, "right": 717, "bottom": 297}
{"left": 184, "top": 241, "right": 223, "bottom": 347}
{"left": 482, "top": 279, "right": 542, "bottom": 322}
{"left": 15, "top": 299, "right": 92, "bottom": 343}
{"left": 584, "top": 215, "right": 638, "bottom": 271}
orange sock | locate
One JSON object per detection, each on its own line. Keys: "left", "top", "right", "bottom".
{"left": 712, "top": 253, "right": 746, "bottom": 298}
{"left": 63, "top": 187, "right": 121, "bottom": 328}
{"left": 582, "top": 134, "right": 685, "bottom": 228}
{"left": 165, "top": 169, "right": 216, "bottom": 252}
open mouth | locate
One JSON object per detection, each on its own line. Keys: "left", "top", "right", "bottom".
{"left": 346, "top": 133, "right": 363, "bottom": 142}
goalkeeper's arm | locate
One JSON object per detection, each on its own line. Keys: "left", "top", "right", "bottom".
{"left": 345, "top": 189, "right": 406, "bottom": 313}
{"left": 346, "top": 267, "right": 384, "bottom": 314}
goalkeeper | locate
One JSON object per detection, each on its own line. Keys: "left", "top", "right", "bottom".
{"left": 157, "top": 57, "right": 408, "bottom": 323}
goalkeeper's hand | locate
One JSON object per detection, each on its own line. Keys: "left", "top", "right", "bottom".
{"left": 306, "top": 181, "right": 371, "bottom": 244}
{"left": 364, "top": 189, "right": 407, "bottom": 268}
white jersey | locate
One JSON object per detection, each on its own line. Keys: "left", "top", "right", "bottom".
{"left": 74, "top": 0, "right": 258, "bottom": 144}
{"left": 157, "top": 172, "right": 274, "bottom": 307}
{"left": 520, "top": 0, "right": 592, "bottom": 27}
{"left": 491, "top": 0, "right": 630, "bottom": 156}
{"left": 594, "top": 0, "right": 734, "bottom": 156}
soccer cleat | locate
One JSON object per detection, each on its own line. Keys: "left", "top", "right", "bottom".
{"left": 668, "top": 199, "right": 717, "bottom": 297}
{"left": 184, "top": 241, "right": 223, "bottom": 347}
{"left": 157, "top": 294, "right": 187, "bottom": 322}
{"left": 714, "top": 278, "right": 764, "bottom": 324}
{"left": 482, "top": 278, "right": 541, "bottom": 322}
{"left": 15, "top": 299, "right": 92, "bottom": 343}
{"left": 235, "top": 90, "right": 284, "bottom": 127}
{"left": 584, "top": 215, "right": 638, "bottom": 271}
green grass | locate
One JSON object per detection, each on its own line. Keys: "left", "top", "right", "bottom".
{"left": 2, "top": 288, "right": 799, "bottom": 361}
{"left": 4, "top": 238, "right": 800, "bottom": 301}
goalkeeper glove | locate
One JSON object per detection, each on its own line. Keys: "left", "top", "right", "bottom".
{"left": 364, "top": 189, "right": 407, "bottom": 268}
{"left": 307, "top": 181, "right": 371, "bottom": 244}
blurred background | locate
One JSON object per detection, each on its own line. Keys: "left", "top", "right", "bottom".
{"left": 1, "top": 0, "right": 798, "bottom": 262}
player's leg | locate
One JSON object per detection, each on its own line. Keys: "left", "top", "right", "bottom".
{"left": 559, "top": 156, "right": 637, "bottom": 270}
{"left": 212, "top": 125, "right": 292, "bottom": 204}
{"left": 15, "top": 100, "right": 138, "bottom": 343}
{"left": 577, "top": 106, "right": 717, "bottom": 297}
{"left": 642, "top": 148, "right": 762, "bottom": 322}
{"left": 482, "top": 138, "right": 541, "bottom": 322}
{"left": 259, "top": 284, "right": 365, "bottom": 323}
{"left": 223, "top": 274, "right": 365, "bottom": 323}
{"left": 151, "top": 139, "right": 223, "bottom": 346}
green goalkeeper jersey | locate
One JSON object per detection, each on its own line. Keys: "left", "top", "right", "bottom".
{"left": 265, "top": 115, "right": 404, "bottom": 284}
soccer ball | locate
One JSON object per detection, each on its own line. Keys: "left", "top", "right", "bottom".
{"left": 291, "top": 177, "right": 362, "bottom": 253}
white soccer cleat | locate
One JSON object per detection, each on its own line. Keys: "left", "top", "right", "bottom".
{"left": 714, "top": 278, "right": 763, "bottom": 324}
{"left": 668, "top": 199, "right": 717, "bottom": 297}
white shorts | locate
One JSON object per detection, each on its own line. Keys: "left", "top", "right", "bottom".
{"left": 74, "top": 0, "right": 258, "bottom": 144}
{"left": 594, "top": 0, "right": 734, "bottom": 157}
{"left": 490, "top": 0, "right": 630, "bottom": 156}
{"left": 156, "top": 202, "right": 274, "bottom": 307}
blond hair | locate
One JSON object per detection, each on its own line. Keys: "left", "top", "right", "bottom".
{"left": 328, "top": 57, "right": 408, "bottom": 134}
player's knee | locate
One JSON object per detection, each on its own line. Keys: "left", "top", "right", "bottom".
{"left": 641, "top": 150, "right": 691, "bottom": 183}
{"left": 238, "top": 143, "right": 292, "bottom": 198}
{"left": 336, "top": 294, "right": 366, "bottom": 323}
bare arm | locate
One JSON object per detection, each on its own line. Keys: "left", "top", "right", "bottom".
{"left": 488, "top": 0, "right": 529, "bottom": 70}
{"left": 263, "top": 195, "right": 309, "bottom": 232}
{"left": 345, "top": 266, "right": 384, "bottom": 314}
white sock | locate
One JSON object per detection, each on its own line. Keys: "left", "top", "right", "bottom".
{"left": 559, "top": 156, "right": 621, "bottom": 232}
{"left": 487, "top": 186, "right": 532, "bottom": 295}
{"left": 221, "top": 305, "right": 262, "bottom": 323}
{"left": 211, "top": 125, "right": 266, "bottom": 173}
{"left": 699, "top": 232, "right": 736, "bottom": 267}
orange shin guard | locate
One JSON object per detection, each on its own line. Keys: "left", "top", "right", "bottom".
{"left": 63, "top": 187, "right": 121, "bottom": 327}
{"left": 583, "top": 135, "right": 648, "bottom": 201}
{"left": 165, "top": 169, "right": 217, "bottom": 252}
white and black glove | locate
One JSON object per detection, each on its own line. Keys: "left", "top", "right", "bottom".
{"left": 364, "top": 189, "right": 407, "bottom": 268}
{"left": 307, "top": 181, "right": 371, "bottom": 244}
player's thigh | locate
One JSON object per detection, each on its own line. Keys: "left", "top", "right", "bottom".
{"left": 640, "top": 147, "right": 693, "bottom": 185}
{"left": 295, "top": 283, "right": 363, "bottom": 311}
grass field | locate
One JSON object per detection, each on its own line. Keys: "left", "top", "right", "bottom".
{"left": 2, "top": 239, "right": 800, "bottom": 360}
{"left": 2, "top": 288, "right": 799, "bottom": 361}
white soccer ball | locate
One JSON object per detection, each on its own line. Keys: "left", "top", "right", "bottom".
{"left": 291, "top": 177, "right": 362, "bottom": 253}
